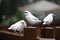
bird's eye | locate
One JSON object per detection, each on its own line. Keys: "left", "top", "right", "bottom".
{"left": 24, "top": 12, "right": 27, "bottom": 13}
{"left": 21, "top": 22, "right": 24, "bottom": 24}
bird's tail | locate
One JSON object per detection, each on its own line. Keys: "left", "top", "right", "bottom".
{"left": 42, "top": 21, "right": 46, "bottom": 25}
{"left": 41, "top": 21, "right": 46, "bottom": 29}
{"left": 8, "top": 27, "right": 11, "bottom": 30}
{"left": 8, "top": 26, "right": 13, "bottom": 30}
{"left": 43, "top": 22, "right": 46, "bottom": 25}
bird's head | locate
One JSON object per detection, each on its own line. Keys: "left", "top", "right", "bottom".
{"left": 49, "top": 13, "right": 55, "bottom": 17}
{"left": 24, "top": 10, "right": 32, "bottom": 16}
{"left": 21, "top": 20, "right": 27, "bottom": 27}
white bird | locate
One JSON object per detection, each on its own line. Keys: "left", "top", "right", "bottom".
{"left": 8, "top": 20, "right": 27, "bottom": 33}
{"left": 24, "top": 10, "right": 42, "bottom": 25}
{"left": 43, "top": 13, "right": 55, "bottom": 25}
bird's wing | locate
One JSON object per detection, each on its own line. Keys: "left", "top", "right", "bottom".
{"left": 25, "top": 16, "right": 37, "bottom": 24}
{"left": 43, "top": 16, "right": 53, "bottom": 25}
{"left": 8, "top": 20, "right": 21, "bottom": 29}
{"left": 32, "top": 16, "right": 42, "bottom": 22}
{"left": 25, "top": 16, "right": 33, "bottom": 22}
{"left": 29, "top": 14, "right": 39, "bottom": 20}
{"left": 44, "top": 16, "right": 53, "bottom": 21}
{"left": 43, "top": 15, "right": 51, "bottom": 21}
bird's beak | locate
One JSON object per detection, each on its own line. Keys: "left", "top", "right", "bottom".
{"left": 53, "top": 14, "right": 55, "bottom": 17}
{"left": 52, "top": 13, "right": 55, "bottom": 16}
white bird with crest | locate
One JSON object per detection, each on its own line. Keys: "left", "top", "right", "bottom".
{"left": 24, "top": 10, "right": 42, "bottom": 26}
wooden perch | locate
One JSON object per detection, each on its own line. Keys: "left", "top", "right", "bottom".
{"left": 0, "top": 30, "right": 23, "bottom": 40}
{"left": 55, "top": 26, "right": 60, "bottom": 40}
{"left": 24, "top": 27, "right": 38, "bottom": 40}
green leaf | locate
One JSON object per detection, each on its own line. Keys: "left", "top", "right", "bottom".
{"left": 17, "top": 10, "right": 24, "bottom": 20}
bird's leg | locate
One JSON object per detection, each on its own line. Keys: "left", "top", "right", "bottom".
{"left": 41, "top": 24, "right": 46, "bottom": 37}
{"left": 41, "top": 25, "right": 46, "bottom": 29}
{"left": 19, "top": 31, "right": 22, "bottom": 34}
{"left": 30, "top": 24, "right": 32, "bottom": 27}
{"left": 14, "top": 30, "right": 18, "bottom": 34}
{"left": 42, "top": 25, "right": 46, "bottom": 37}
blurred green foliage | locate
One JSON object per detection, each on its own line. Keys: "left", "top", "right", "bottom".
{"left": 2, "top": 16, "right": 18, "bottom": 25}
{"left": 32, "top": 13, "right": 39, "bottom": 18}
{"left": 2, "top": 10, "right": 24, "bottom": 25}
{"left": 16, "top": 10, "right": 24, "bottom": 20}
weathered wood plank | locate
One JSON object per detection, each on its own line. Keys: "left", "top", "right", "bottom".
{"left": 24, "top": 27, "right": 38, "bottom": 40}
{"left": 0, "top": 30, "right": 23, "bottom": 40}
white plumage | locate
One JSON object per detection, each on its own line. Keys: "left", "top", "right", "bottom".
{"left": 24, "top": 10, "right": 42, "bottom": 25}
{"left": 43, "top": 13, "right": 55, "bottom": 25}
{"left": 8, "top": 20, "right": 27, "bottom": 33}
